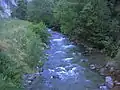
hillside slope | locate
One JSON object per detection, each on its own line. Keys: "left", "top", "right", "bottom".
{"left": 0, "top": 20, "right": 47, "bottom": 90}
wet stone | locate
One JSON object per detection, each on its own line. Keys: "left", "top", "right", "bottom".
{"left": 90, "top": 64, "right": 96, "bottom": 70}
{"left": 100, "top": 85, "right": 109, "bottom": 90}
{"left": 105, "top": 76, "right": 114, "bottom": 89}
{"left": 111, "top": 86, "right": 120, "bottom": 90}
{"left": 80, "top": 59, "right": 88, "bottom": 62}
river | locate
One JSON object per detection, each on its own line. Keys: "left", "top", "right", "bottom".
{"left": 26, "top": 29, "right": 104, "bottom": 90}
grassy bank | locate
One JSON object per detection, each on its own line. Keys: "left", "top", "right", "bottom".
{"left": 0, "top": 20, "right": 48, "bottom": 90}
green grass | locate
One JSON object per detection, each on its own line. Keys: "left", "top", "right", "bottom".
{"left": 0, "top": 19, "right": 48, "bottom": 89}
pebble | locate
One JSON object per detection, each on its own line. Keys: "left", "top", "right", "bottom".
{"left": 27, "top": 80, "right": 32, "bottom": 85}
{"left": 90, "top": 64, "right": 96, "bottom": 70}
{"left": 80, "top": 59, "right": 88, "bottom": 62}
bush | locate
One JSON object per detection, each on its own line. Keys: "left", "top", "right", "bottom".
{"left": 28, "top": 22, "right": 50, "bottom": 43}
{"left": 0, "top": 20, "right": 48, "bottom": 89}
{"left": 27, "top": 0, "right": 54, "bottom": 25}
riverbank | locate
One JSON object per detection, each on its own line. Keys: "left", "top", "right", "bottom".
{"left": 71, "top": 38, "right": 120, "bottom": 90}
{"left": 0, "top": 20, "right": 48, "bottom": 90}
{"left": 25, "top": 29, "right": 106, "bottom": 90}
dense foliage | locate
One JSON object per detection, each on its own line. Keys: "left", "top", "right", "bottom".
{"left": 11, "top": 0, "right": 27, "bottom": 20}
{"left": 53, "top": 0, "right": 120, "bottom": 58}
{"left": 1, "top": 0, "right": 120, "bottom": 89}
{"left": 29, "top": 22, "right": 50, "bottom": 43}
{"left": 12, "top": 0, "right": 55, "bottom": 25}
{"left": 0, "top": 20, "right": 48, "bottom": 89}
{"left": 27, "top": 0, "right": 54, "bottom": 25}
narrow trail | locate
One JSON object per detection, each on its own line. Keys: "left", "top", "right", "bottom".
{"left": 28, "top": 29, "right": 103, "bottom": 90}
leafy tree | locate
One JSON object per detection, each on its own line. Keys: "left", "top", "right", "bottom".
{"left": 27, "top": 0, "right": 54, "bottom": 25}
{"left": 54, "top": 0, "right": 119, "bottom": 57}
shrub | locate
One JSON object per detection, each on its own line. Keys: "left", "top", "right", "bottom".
{"left": 0, "top": 20, "right": 48, "bottom": 89}
{"left": 28, "top": 22, "right": 50, "bottom": 43}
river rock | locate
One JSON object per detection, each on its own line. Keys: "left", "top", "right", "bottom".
{"left": 100, "top": 85, "right": 109, "bottom": 90}
{"left": 109, "top": 67, "right": 115, "bottom": 72}
{"left": 115, "top": 70, "right": 120, "bottom": 82}
{"left": 114, "top": 80, "right": 120, "bottom": 86}
{"left": 27, "top": 80, "right": 32, "bottom": 84}
{"left": 100, "top": 68, "right": 106, "bottom": 76}
{"left": 99, "top": 67, "right": 109, "bottom": 76}
{"left": 72, "top": 52, "right": 76, "bottom": 55}
{"left": 111, "top": 86, "right": 120, "bottom": 90}
{"left": 78, "top": 52, "right": 82, "bottom": 56}
{"left": 106, "top": 61, "right": 116, "bottom": 68}
{"left": 28, "top": 74, "right": 36, "bottom": 81}
{"left": 52, "top": 75, "right": 59, "bottom": 79}
{"left": 80, "top": 59, "right": 88, "bottom": 62}
{"left": 90, "top": 64, "right": 96, "bottom": 70}
{"left": 83, "top": 50, "right": 90, "bottom": 56}
{"left": 105, "top": 76, "right": 114, "bottom": 89}
{"left": 87, "top": 48, "right": 93, "bottom": 54}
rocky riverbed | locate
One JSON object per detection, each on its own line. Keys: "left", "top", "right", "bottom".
{"left": 73, "top": 40, "right": 120, "bottom": 90}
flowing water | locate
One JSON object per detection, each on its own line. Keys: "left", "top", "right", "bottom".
{"left": 27, "top": 29, "right": 104, "bottom": 90}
